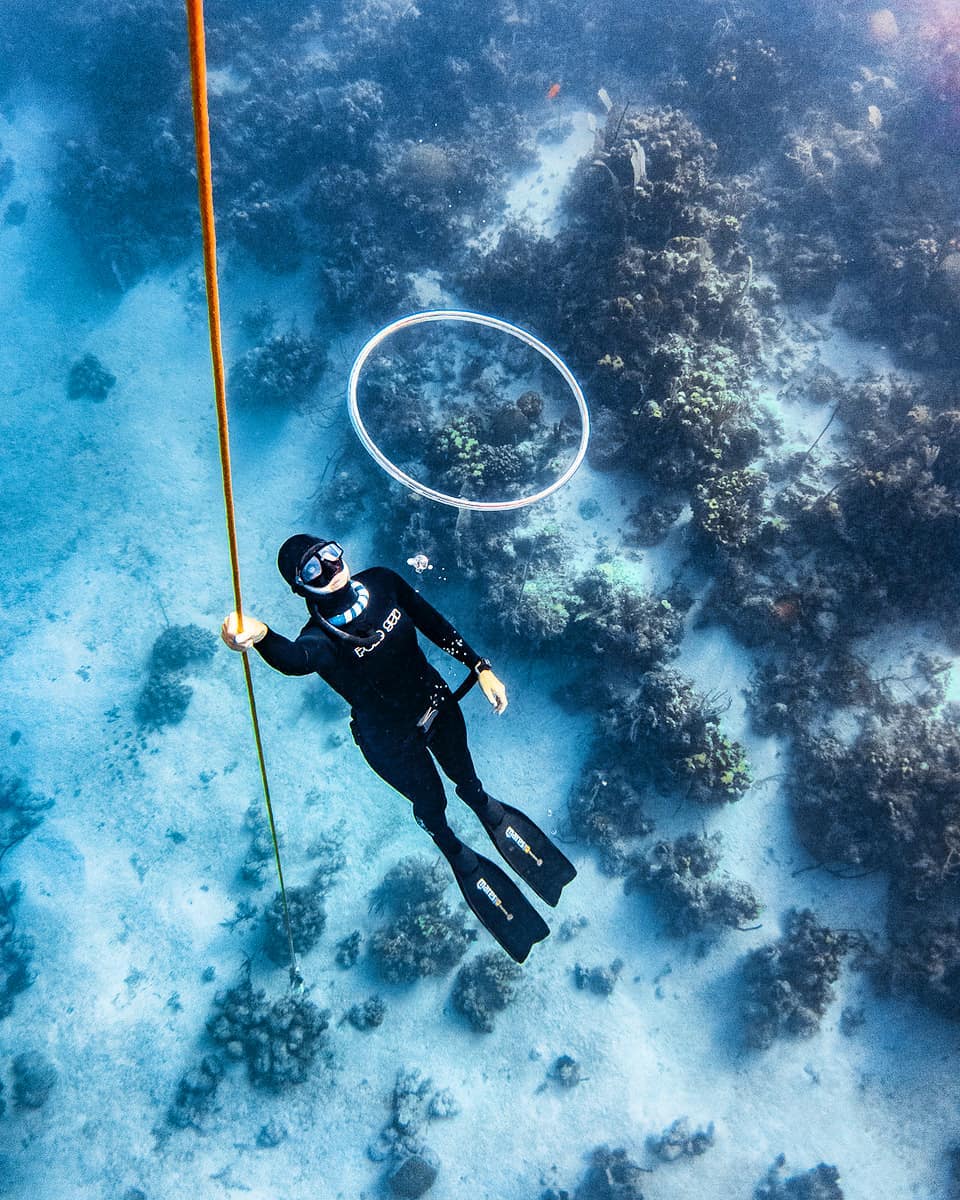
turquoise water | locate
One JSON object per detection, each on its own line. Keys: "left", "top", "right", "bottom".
{"left": 2, "top": 3, "right": 960, "bottom": 1198}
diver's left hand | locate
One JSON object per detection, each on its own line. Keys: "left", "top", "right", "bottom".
{"left": 479, "top": 669, "right": 508, "bottom": 714}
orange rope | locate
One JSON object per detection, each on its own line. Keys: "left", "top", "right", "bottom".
{"left": 185, "top": 0, "right": 300, "bottom": 985}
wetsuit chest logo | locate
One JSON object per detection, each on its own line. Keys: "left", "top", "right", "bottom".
{"left": 354, "top": 607, "right": 403, "bottom": 657}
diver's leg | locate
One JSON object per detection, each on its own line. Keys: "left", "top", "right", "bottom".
{"left": 426, "top": 701, "right": 504, "bottom": 822}
{"left": 427, "top": 705, "right": 576, "bottom": 906}
{"left": 352, "top": 723, "right": 463, "bottom": 856}
{"left": 356, "top": 719, "right": 550, "bottom": 960}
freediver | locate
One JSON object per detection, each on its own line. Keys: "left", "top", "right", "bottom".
{"left": 221, "top": 535, "right": 576, "bottom": 962}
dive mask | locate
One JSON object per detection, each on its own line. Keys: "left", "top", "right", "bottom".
{"left": 296, "top": 541, "right": 344, "bottom": 589}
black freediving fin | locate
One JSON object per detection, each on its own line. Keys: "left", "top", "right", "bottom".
{"left": 445, "top": 845, "right": 550, "bottom": 964}
{"left": 479, "top": 801, "right": 577, "bottom": 907}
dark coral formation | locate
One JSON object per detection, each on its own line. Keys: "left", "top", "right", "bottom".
{"left": 229, "top": 330, "right": 327, "bottom": 408}
{"left": 1, "top": 885, "right": 35, "bottom": 1023}
{"left": 558, "top": 1145, "right": 648, "bottom": 1200}
{"left": 206, "top": 969, "right": 330, "bottom": 1090}
{"left": 627, "top": 833, "right": 761, "bottom": 936}
{"left": 565, "top": 770, "right": 654, "bottom": 877}
{"left": 166, "top": 1055, "right": 224, "bottom": 1130}
{"left": 262, "top": 880, "right": 327, "bottom": 965}
{"left": 0, "top": 773, "right": 53, "bottom": 862}
{"left": 742, "top": 909, "right": 849, "bottom": 1049}
{"left": 647, "top": 1116, "right": 715, "bottom": 1162}
{"left": 790, "top": 703, "right": 960, "bottom": 1018}
{"left": 136, "top": 624, "right": 216, "bottom": 731}
{"left": 67, "top": 352, "right": 116, "bottom": 400}
{"left": 573, "top": 959, "right": 624, "bottom": 996}
{"left": 10, "top": 1050, "right": 57, "bottom": 1109}
{"left": 608, "top": 669, "right": 751, "bottom": 805}
{"left": 345, "top": 995, "right": 386, "bottom": 1031}
{"left": 148, "top": 624, "right": 216, "bottom": 674}
{"left": 755, "top": 1155, "right": 844, "bottom": 1200}
{"left": 369, "top": 856, "right": 476, "bottom": 983}
{"left": 451, "top": 951, "right": 522, "bottom": 1032}
{"left": 369, "top": 1067, "right": 459, "bottom": 1196}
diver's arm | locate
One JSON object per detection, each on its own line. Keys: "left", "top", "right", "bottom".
{"left": 253, "top": 628, "right": 320, "bottom": 676}
{"left": 221, "top": 612, "right": 330, "bottom": 677}
{"left": 387, "top": 570, "right": 483, "bottom": 669}
{"left": 386, "top": 570, "right": 508, "bottom": 712}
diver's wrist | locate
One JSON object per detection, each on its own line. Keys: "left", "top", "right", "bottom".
{"left": 475, "top": 657, "right": 493, "bottom": 675}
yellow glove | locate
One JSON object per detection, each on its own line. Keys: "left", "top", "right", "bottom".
{"left": 479, "top": 668, "right": 508, "bottom": 714}
{"left": 221, "top": 611, "right": 268, "bottom": 652}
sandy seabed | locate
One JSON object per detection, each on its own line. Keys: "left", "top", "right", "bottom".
{"left": 0, "top": 96, "right": 958, "bottom": 1200}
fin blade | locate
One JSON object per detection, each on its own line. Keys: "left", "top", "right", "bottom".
{"left": 485, "top": 803, "right": 577, "bottom": 907}
{"left": 453, "top": 853, "right": 550, "bottom": 963}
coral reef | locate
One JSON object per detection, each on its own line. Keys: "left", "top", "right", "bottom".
{"left": 0, "top": 882, "right": 35, "bottom": 1021}
{"left": 573, "top": 959, "right": 624, "bottom": 996}
{"left": 262, "top": 881, "right": 327, "bottom": 965}
{"left": 11, "top": 1050, "right": 57, "bottom": 1109}
{"left": 240, "top": 801, "right": 277, "bottom": 887}
{"left": 647, "top": 1116, "right": 715, "bottom": 1161}
{"left": 166, "top": 1055, "right": 224, "bottom": 1130}
{"left": 345, "top": 995, "right": 386, "bottom": 1031}
{"left": 742, "top": 910, "right": 849, "bottom": 1048}
{"left": 0, "top": 773, "right": 53, "bottom": 861}
{"left": 627, "top": 833, "right": 762, "bottom": 936}
{"left": 755, "top": 1155, "right": 843, "bottom": 1199}
{"left": 451, "top": 951, "right": 522, "bottom": 1032}
{"left": 135, "top": 672, "right": 192, "bottom": 730}
{"left": 548, "top": 1055, "right": 585, "bottom": 1089}
{"left": 564, "top": 1145, "right": 648, "bottom": 1199}
{"left": 136, "top": 625, "right": 216, "bottom": 732}
{"left": 148, "top": 624, "right": 216, "bottom": 674}
{"left": 571, "top": 570, "right": 685, "bottom": 669}
{"left": 67, "top": 352, "right": 116, "bottom": 400}
{"left": 369, "top": 857, "right": 476, "bottom": 983}
{"left": 229, "top": 330, "right": 327, "bottom": 408}
{"left": 565, "top": 770, "right": 654, "bottom": 876}
{"left": 370, "top": 1067, "right": 460, "bottom": 1195}
{"left": 790, "top": 700, "right": 960, "bottom": 1019}
{"left": 206, "top": 969, "right": 330, "bottom": 1090}
{"left": 335, "top": 930, "right": 362, "bottom": 968}
{"left": 608, "top": 669, "right": 751, "bottom": 804}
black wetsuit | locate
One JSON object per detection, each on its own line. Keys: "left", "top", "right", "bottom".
{"left": 255, "top": 567, "right": 488, "bottom": 854}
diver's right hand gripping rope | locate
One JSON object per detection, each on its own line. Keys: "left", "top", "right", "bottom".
{"left": 184, "top": 0, "right": 301, "bottom": 990}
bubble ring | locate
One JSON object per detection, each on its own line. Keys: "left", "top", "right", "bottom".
{"left": 347, "top": 309, "right": 590, "bottom": 511}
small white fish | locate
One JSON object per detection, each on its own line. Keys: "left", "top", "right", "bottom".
{"left": 407, "top": 554, "right": 433, "bottom": 574}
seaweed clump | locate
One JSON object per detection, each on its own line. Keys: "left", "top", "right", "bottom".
{"left": 369, "top": 856, "right": 476, "bottom": 983}
{"left": 742, "top": 909, "right": 849, "bottom": 1048}
{"left": 451, "top": 951, "right": 522, "bottom": 1032}
{"left": 627, "top": 833, "right": 761, "bottom": 936}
